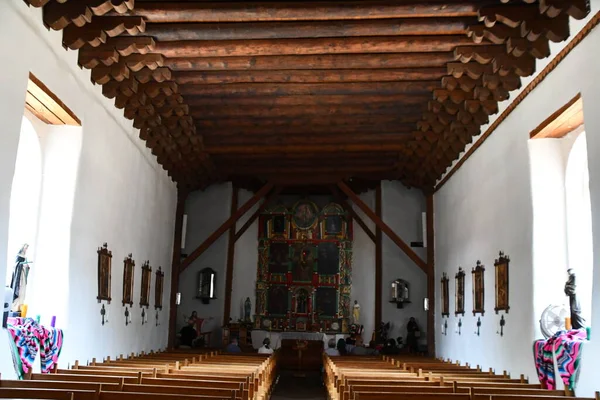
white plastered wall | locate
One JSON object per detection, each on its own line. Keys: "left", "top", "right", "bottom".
{"left": 0, "top": 0, "right": 177, "bottom": 377}
{"left": 434, "top": 15, "right": 600, "bottom": 395}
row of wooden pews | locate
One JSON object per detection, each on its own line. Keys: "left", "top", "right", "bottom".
{"left": 0, "top": 350, "right": 277, "bottom": 400}
{"left": 324, "top": 355, "right": 599, "bottom": 400}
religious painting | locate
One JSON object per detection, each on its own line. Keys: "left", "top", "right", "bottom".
{"left": 472, "top": 261, "right": 485, "bottom": 316}
{"left": 316, "top": 287, "right": 337, "bottom": 317}
{"left": 441, "top": 273, "right": 450, "bottom": 317}
{"left": 154, "top": 266, "right": 164, "bottom": 310}
{"left": 292, "top": 200, "right": 318, "bottom": 230}
{"left": 267, "top": 285, "right": 289, "bottom": 316}
{"left": 139, "top": 261, "right": 152, "bottom": 308}
{"left": 318, "top": 242, "right": 339, "bottom": 275}
{"left": 294, "top": 287, "right": 310, "bottom": 314}
{"left": 268, "top": 242, "right": 289, "bottom": 274}
{"left": 292, "top": 244, "right": 315, "bottom": 281}
{"left": 494, "top": 251, "right": 510, "bottom": 314}
{"left": 273, "top": 215, "right": 286, "bottom": 234}
{"left": 325, "top": 215, "right": 342, "bottom": 235}
{"left": 122, "top": 253, "right": 134, "bottom": 307}
{"left": 97, "top": 243, "right": 112, "bottom": 303}
{"left": 455, "top": 267, "right": 465, "bottom": 316}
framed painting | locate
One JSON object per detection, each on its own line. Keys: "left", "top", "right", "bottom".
{"left": 441, "top": 273, "right": 450, "bottom": 317}
{"left": 97, "top": 243, "right": 112, "bottom": 303}
{"left": 317, "top": 242, "right": 339, "bottom": 275}
{"left": 139, "top": 261, "right": 152, "bottom": 308}
{"left": 122, "top": 253, "right": 135, "bottom": 306}
{"left": 267, "top": 285, "right": 289, "bottom": 316}
{"left": 268, "top": 242, "right": 289, "bottom": 274}
{"left": 291, "top": 244, "right": 316, "bottom": 282}
{"left": 494, "top": 252, "right": 510, "bottom": 314}
{"left": 455, "top": 267, "right": 465, "bottom": 316}
{"left": 155, "top": 266, "right": 164, "bottom": 310}
{"left": 472, "top": 261, "right": 485, "bottom": 316}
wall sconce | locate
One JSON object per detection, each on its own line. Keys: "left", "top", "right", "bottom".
{"left": 389, "top": 279, "right": 411, "bottom": 309}
{"left": 197, "top": 268, "right": 217, "bottom": 304}
{"left": 176, "top": 292, "right": 181, "bottom": 305}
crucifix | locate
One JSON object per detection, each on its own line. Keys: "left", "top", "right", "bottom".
{"left": 498, "top": 315, "right": 505, "bottom": 337}
{"left": 457, "top": 318, "right": 462, "bottom": 335}
{"left": 100, "top": 304, "right": 106, "bottom": 326}
{"left": 475, "top": 317, "right": 481, "bottom": 336}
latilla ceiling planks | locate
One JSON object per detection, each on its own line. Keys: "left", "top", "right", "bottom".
{"left": 23, "top": 0, "right": 590, "bottom": 191}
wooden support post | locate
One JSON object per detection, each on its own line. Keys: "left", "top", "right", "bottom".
{"left": 180, "top": 182, "right": 274, "bottom": 271}
{"left": 426, "top": 193, "right": 435, "bottom": 357}
{"left": 375, "top": 182, "right": 383, "bottom": 333}
{"left": 223, "top": 187, "right": 239, "bottom": 326}
{"left": 337, "top": 181, "right": 427, "bottom": 272}
{"left": 168, "top": 189, "right": 188, "bottom": 349}
{"left": 91, "top": 358, "right": 96, "bottom": 366}
{"left": 489, "top": 367, "right": 493, "bottom": 375}
{"left": 74, "top": 360, "right": 79, "bottom": 369}
{"left": 520, "top": 374, "right": 525, "bottom": 384}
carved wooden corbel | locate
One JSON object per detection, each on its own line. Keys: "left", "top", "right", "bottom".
{"left": 63, "top": 17, "right": 145, "bottom": 50}
{"left": 491, "top": 53, "right": 536, "bottom": 77}
{"left": 442, "top": 76, "right": 478, "bottom": 92}
{"left": 43, "top": 0, "right": 135, "bottom": 30}
{"left": 520, "top": 13, "right": 570, "bottom": 42}
{"left": 539, "top": 0, "right": 590, "bottom": 19}
{"left": 454, "top": 46, "right": 508, "bottom": 65}
{"left": 133, "top": 68, "right": 173, "bottom": 84}
{"left": 447, "top": 62, "right": 494, "bottom": 80}
{"left": 91, "top": 62, "right": 130, "bottom": 84}
{"left": 478, "top": 5, "right": 541, "bottom": 29}
{"left": 428, "top": 100, "right": 460, "bottom": 116}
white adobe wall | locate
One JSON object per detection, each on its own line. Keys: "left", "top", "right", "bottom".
{"left": 0, "top": 0, "right": 177, "bottom": 377}
{"left": 434, "top": 14, "right": 600, "bottom": 395}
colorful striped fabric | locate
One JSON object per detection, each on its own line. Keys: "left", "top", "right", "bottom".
{"left": 533, "top": 329, "right": 587, "bottom": 390}
{"left": 6, "top": 317, "right": 64, "bottom": 379}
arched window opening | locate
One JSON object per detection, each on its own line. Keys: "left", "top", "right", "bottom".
{"left": 565, "top": 132, "right": 593, "bottom": 324}
{"left": 5, "top": 115, "right": 43, "bottom": 313}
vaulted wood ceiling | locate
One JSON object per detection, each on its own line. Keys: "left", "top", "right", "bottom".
{"left": 25, "top": 0, "right": 590, "bottom": 191}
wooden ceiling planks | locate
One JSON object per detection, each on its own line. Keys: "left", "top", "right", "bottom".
{"left": 23, "top": 0, "right": 591, "bottom": 190}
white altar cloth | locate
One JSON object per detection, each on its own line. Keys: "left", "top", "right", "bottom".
{"left": 250, "top": 330, "right": 347, "bottom": 350}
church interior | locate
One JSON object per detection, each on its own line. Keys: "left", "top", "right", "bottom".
{"left": 1, "top": 0, "right": 600, "bottom": 399}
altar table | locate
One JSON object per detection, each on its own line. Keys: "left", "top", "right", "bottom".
{"left": 250, "top": 330, "right": 346, "bottom": 350}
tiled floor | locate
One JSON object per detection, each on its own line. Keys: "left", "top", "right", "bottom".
{"left": 270, "top": 371, "right": 327, "bottom": 400}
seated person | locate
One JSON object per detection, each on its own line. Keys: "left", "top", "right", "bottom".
{"left": 225, "top": 337, "right": 242, "bottom": 353}
{"left": 336, "top": 338, "right": 347, "bottom": 355}
{"left": 325, "top": 338, "right": 340, "bottom": 356}
{"left": 345, "top": 337, "right": 356, "bottom": 354}
{"left": 351, "top": 336, "right": 376, "bottom": 355}
{"left": 179, "top": 319, "right": 198, "bottom": 348}
{"left": 258, "top": 337, "right": 274, "bottom": 354}
{"left": 380, "top": 338, "right": 400, "bottom": 355}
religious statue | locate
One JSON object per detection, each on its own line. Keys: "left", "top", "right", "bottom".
{"left": 352, "top": 300, "right": 360, "bottom": 325}
{"left": 10, "top": 244, "right": 30, "bottom": 313}
{"left": 564, "top": 268, "right": 585, "bottom": 329}
{"left": 244, "top": 297, "right": 252, "bottom": 322}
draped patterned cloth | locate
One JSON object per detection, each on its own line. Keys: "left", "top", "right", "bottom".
{"left": 533, "top": 329, "right": 587, "bottom": 390}
{"left": 6, "top": 317, "right": 64, "bottom": 379}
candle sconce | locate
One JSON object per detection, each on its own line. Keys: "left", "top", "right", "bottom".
{"left": 442, "top": 319, "right": 448, "bottom": 336}
{"left": 457, "top": 318, "right": 462, "bottom": 335}
{"left": 124, "top": 307, "right": 131, "bottom": 326}
{"left": 497, "top": 314, "right": 506, "bottom": 337}
{"left": 100, "top": 304, "right": 108, "bottom": 326}
{"left": 141, "top": 307, "right": 147, "bottom": 325}
{"left": 155, "top": 310, "right": 160, "bottom": 327}
{"left": 475, "top": 316, "right": 481, "bottom": 336}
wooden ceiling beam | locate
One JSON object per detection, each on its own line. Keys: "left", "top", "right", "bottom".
{"left": 141, "top": 18, "right": 475, "bottom": 41}
{"left": 205, "top": 133, "right": 412, "bottom": 146}
{"left": 154, "top": 36, "right": 477, "bottom": 57}
{"left": 205, "top": 143, "right": 407, "bottom": 154}
{"left": 185, "top": 94, "right": 432, "bottom": 108}
{"left": 123, "top": 3, "right": 479, "bottom": 23}
{"left": 337, "top": 181, "right": 428, "bottom": 273}
{"left": 181, "top": 81, "right": 439, "bottom": 97}
{"left": 198, "top": 125, "right": 415, "bottom": 137}
{"left": 190, "top": 104, "right": 423, "bottom": 119}
{"left": 222, "top": 165, "right": 396, "bottom": 175}
{"left": 43, "top": 0, "right": 134, "bottom": 30}
{"left": 166, "top": 52, "right": 454, "bottom": 71}
{"left": 212, "top": 152, "right": 400, "bottom": 161}
{"left": 174, "top": 68, "right": 447, "bottom": 85}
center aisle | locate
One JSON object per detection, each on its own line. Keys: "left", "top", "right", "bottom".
{"left": 270, "top": 371, "right": 327, "bottom": 400}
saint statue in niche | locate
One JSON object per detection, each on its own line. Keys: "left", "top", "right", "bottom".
{"left": 10, "top": 244, "right": 30, "bottom": 312}
{"left": 353, "top": 300, "right": 361, "bottom": 324}
{"left": 295, "top": 289, "right": 309, "bottom": 314}
{"left": 564, "top": 268, "right": 585, "bottom": 329}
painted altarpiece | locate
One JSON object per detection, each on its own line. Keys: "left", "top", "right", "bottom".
{"left": 255, "top": 201, "right": 352, "bottom": 333}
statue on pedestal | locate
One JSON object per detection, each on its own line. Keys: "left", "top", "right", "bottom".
{"left": 352, "top": 300, "right": 360, "bottom": 325}
{"left": 564, "top": 268, "right": 585, "bottom": 329}
{"left": 10, "top": 244, "right": 30, "bottom": 313}
{"left": 244, "top": 297, "right": 252, "bottom": 322}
